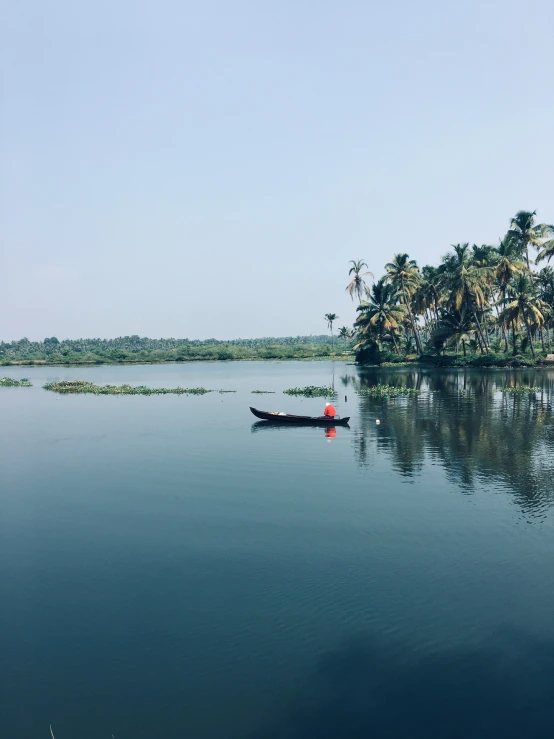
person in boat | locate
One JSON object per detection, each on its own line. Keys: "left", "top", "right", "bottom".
{"left": 323, "top": 402, "right": 336, "bottom": 418}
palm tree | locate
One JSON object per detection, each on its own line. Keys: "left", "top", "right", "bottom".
{"left": 508, "top": 210, "right": 554, "bottom": 269}
{"left": 494, "top": 235, "right": 527, "bottom": 351}
{"left": 384, "top": 253, "right": 423, "bottom": 354}
{"left": 345, "top": 260, "right": 374, "bottom": 302}
{"left": 500, "top": 273, "right": 546, "bottom": 358}
{"left": 430, "top": 308, "right": 475, "bottom": 356}
{"left": 537, "top": 267, "right": 554, "bottom": 350}
{"left": 337, "top": 326, "right": 351, "bottom": 348}
{"left": 440, "top": 243, "right": 492, "bottom": 352}
{"left": 355, "top": 279, "right": 405, "bottom": 352}
{"left": 420, "top": 265, "right": 442, "bottom": 325}
{"left": 325, "top": 313, "right": 338, "bottom": 350}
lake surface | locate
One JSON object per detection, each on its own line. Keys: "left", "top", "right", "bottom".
{"left": 1, "top": 361, "right": 554, "bottom": 739}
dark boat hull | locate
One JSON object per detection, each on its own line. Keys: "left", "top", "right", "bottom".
{"left": 250, "top": 407, "right": 350, "bottom": 425}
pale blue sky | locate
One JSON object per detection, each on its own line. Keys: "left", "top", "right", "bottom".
{"left": 1, "top": 0, "right": 553, "bottom": 341}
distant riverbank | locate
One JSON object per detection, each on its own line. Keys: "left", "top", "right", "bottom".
{"left": 0, "top": 354, "right": 351, "bottom": 367}
{"left": 2, "top": 353, "right": 552, "bottom": 369}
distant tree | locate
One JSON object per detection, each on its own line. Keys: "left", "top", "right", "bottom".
{"left": 325, "top": 313, "right": 339, "bottom": 350}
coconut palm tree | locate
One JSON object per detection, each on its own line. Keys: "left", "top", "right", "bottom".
{"left": 493, "top": 235, "right": 527, "bottom": 351}
{"left": 384, "top": 253, "right": 423, "bottom": 354}
{"left": 537, "top": 267, "right": 554, "bottom": 350}
{"left": 536, "top": 230, "right": 554, "bottom": 264}
{"left": 508, "top": 210, "right": 554, "bottom": 269}
{"left": 420, "top": 265, "right": 442, "bottom": 325}
{"left": 355, "top": 279, "right": 405, "bottom": 352}
{"left": 345, "top": 260, "right": 374, "bottom": 302}
{"left": 325, "top": 313, "right": 339, "bottom": 350}
{"left": 337, "top": 326, "right": 351, "bottom": 348}
{"left": 430, "top": 308, "right": 475, "bottom": 356}
{"left": 499, "top": 273, "right": 546, "bottom": 358}
{"left": 440, "top": 243, "right": 493, "bottom": 352}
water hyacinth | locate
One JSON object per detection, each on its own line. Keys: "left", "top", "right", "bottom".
{"left": 0, "top": 377, "right": 32, "bottom": 387}
{"left": 283, "top": 386, "right": 337, "bottom": 397}
{"left": 501, "top": 385, "right": 538, "bottom": 394}
{"left": 251, "top": 390, "right": 275, "bottom": 394}
{"left": 42, "top": 380, "right": 212, "bottom": 395}
{"left": 356, "top": 384, "right": 422, "bottom": 397}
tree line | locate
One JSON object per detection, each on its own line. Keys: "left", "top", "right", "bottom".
{"left": 0, "top": 335, "right": 337, "bottom": 365}
{"left": 340, "top": 210, "right": 554, "bottom": 365}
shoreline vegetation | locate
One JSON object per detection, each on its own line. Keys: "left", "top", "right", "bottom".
{"left": 0, "top": 335, "right": 348, "bottom": 367}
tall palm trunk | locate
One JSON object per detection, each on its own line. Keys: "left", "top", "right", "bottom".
{"left": 472, "top": 309, "right": 487, "bottom": 354}
{"left": 523, "top": 312, "right": 536, "bottom": 358}
{"left": 401, "top": 279, "right": 423, "bottom": 355}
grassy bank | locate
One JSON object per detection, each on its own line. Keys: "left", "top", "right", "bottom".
{"left": 357, "top": 351, "right": 554, "bottom": 369}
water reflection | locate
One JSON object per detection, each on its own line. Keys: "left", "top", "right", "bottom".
{"left": 349, "top": 369, "right": 554, "bottom": 515}
{"left": 251, "top": 421, "right": 347, "bottom": 435}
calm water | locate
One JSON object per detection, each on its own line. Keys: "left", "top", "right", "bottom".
{"left": 1, "top": 361, "right": 554, "bottom": 738}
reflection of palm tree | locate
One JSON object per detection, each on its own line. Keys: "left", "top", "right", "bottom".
{"left": 351, "top": 366, "right": 554, "bottom": 511}
{"left": 325, "top": 313, "right": 338, "bottom": 350}
{"left": 346, "top": 260, "right": 374, "bottom": 302}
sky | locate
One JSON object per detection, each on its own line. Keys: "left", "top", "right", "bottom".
{"left": 1, "top": 0, "right": 553, "bottom": 341}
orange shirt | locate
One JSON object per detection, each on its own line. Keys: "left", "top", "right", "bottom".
{"left": 324, "top": 404, "right": 336, "bottom": 417}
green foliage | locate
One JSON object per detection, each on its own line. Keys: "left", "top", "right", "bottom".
{"left": 356, "top": 384, "right": 422, "bottom": 397}
{"left": 0, "top": 335, "right": 336, "bottom": 365}
{"left": 42, "top": 381, "right": 212, "bottom": 395}
{"left": 0, "top": 377, "right": 32, "bottom": 387}
{"left": 283, "top": 386, "right": 337, "bottom": 397}
{"left": 251, "top": 390, "right": 275, "bottom": 394}
{"left": 418, "top": 353, "right": 538, "bottom": 368}
{"left": 501, "top": 385, "right": 538, "bottom": 394}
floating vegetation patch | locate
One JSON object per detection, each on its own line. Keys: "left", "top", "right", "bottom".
{"left": 356, "top": 384, "right": 422, "bottom": 397}
{"left": 218, "top": 390, "right": 236, "bottom": 393}
{"left": 501, "top": 385, "right": 538, "bottom": 395}
{"left": 0, "top": 377, "right": 32, "bottom": 387}
{"left": 284, "top": 385, "right": 337, "bottom": 398}
{"left": 251, "top": 390, "right": 275, "bottom": 394}
{"left": 43, "top": 381, "right": 212, "bottom": 395}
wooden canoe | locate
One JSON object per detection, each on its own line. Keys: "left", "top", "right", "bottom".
{"left": 250, "top": 407, "right": 350, "bottom": 425}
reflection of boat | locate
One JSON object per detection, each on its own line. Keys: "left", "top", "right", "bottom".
{"left": 250, "top": 407, "right": 350, "bottom": 425}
